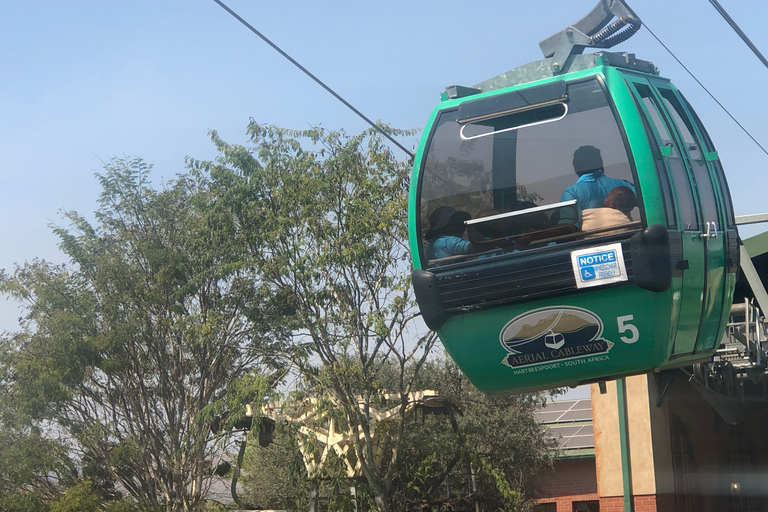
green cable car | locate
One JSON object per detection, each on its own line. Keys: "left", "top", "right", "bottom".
{"left": 409, "top": 1, "right": 738, "bottom": 394}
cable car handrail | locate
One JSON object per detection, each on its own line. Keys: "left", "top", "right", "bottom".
{"left": 457, "top": 98, "right": 568, "bottom": 125}
{"left": 459, "top": 103, "right": 568, "bottom": 141}
{"left": 700, "top": 221, "right": 718, "bottom": 240}
{"left": 465, "top": 200, "right": 577, "bottom": 225}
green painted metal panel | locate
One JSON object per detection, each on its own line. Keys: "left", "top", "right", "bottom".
{"left": 436, "top": 285, "right": 672, "bottom": 394}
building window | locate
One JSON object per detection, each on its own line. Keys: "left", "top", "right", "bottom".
{"left": 670, "top": 414, "right": 701, "bottom": 512}
{"left": 573, "top": 501, "right": 599, "bottom": 512}
{"left": 727, "top": 425, "right": 760, "bottom": 512}
{"left": 533, "top": 503, "right": 557, "bottom": 512}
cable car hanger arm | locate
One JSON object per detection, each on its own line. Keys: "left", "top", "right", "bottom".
{"left": 539, "top": 0, "right": 642, "bottom": 75}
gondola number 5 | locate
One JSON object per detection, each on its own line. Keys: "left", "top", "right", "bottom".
{"left": 617, "top": 315, "right": 639, "bottom": 344}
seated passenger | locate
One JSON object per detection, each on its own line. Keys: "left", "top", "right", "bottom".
{"left": 425, "top": 206, "right": 473, "bottom": 261}
{"left": 473, "top": 209, "right": 511, "bottom": 258}
{"left": 559, "top": 145, "right": 636, "bottom": 227}
{"left": 603, "top": 185, "right": 637, "bottom": 219}
{"left": 508, "top": 201, "right": 549, "bottom": 234}
{"left": 581, "top": 186, "right": 638, "bottom": 236}
{"left": 426, "top": 206, "right": 513, "bottom": 262}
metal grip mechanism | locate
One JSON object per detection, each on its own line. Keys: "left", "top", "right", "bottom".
{"left": 590, "top": 16, "right": 642, "bottom": 47}
{"left": 539, "top": 0, "right": 642, "bottom": 75}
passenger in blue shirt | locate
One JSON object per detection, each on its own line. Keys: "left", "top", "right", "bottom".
{"left": 425, "top": 206, "right": 514, "bottom": 263}
{"left": 559, "top": 145, "right": 635, "bottom": 227}
{"left": 425, "top": 206, "right": 473, "bottom": 261}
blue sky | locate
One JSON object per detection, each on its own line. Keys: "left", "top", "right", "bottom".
{"left": 2, "top": 0, "right": 767, "bottom": 338}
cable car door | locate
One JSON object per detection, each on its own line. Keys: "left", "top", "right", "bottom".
{"left": 654, "top": 85, "right": 728, "bottom": 353}
{"left": 625, "top": 78, "right": 717, "bottom": 356}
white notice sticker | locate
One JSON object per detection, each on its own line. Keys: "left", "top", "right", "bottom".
{"left": 570, "top": 243, "right": 628, "bottom": 289}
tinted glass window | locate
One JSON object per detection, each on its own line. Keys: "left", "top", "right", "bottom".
{"left": 659, "top": 88, "right": 720, "bottom": 228}
{"left": 681, "top": 94, "right": 736, "bottom": 229}
{"left": 635, "top": 84, "right": 698, "bottom": 230}
{"left": 418, "top": 79, "right": 638, "bottom": 267}
{"left": 629, "top": 83, "right": 676, "bottom": 228}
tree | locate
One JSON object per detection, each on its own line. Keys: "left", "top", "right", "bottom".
{"left": 395, "top": 356, "right": 557, "bottom": 511}
{"left": 0, "top": 158, "right": 289, "bottom": 511}
{"left": 238, "top": 356, "right": 557, "bottom": 512}
{"left": 0, "top": 425, "right": 76, "bottom": 511}
{"left": 238, "top": 421, "right": 311, "bottom": 511}
{"left": 194, "top": 123, "right": 437, "bottom": 512}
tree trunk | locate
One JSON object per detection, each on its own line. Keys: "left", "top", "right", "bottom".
{"left": 373, "top": 492, "right": 390, "bottom": 512}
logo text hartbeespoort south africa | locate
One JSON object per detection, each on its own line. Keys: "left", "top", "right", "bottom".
{"left": 499, "top": 306, "right": 613, "bottom": 369}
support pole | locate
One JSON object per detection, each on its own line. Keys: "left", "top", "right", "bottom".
{"left": 350, "top": 483, "right": 358, "bottom": 512}
{"left": 309, "top": 480, "right": 318, "bottom": 512}
{"left": 616, "top": 378, "right": 633, "bottom": 512}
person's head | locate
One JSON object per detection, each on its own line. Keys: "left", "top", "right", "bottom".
{"left": 473, "top": 209, "right": 502, "bottom": 239}
{"left": 603, "top": 186, "right": 637, "bottom": 214}
{"left": 508, "top": 201, "right": 548, "bottom": 233}
{"left": 572, "top": 145, "right": 603, "bottom": 176}
{"left": 426, "top": 205, "right": 471, "bottom": 240}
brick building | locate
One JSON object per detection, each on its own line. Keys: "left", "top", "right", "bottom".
{"left": 533, "top": 399, "right": 599, "bottom": 512}
{"left": 530, "top": 373, "right": 768, "bottom": 512}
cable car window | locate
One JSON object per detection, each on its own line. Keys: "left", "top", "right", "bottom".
{"left": 681, "top": 95, "right": 736, "bottom": 229}
{"left": 418, "top": 79, "right": 637, "bottom": 267}
{"left": 659, "top": 89, "right": 720, "bottom": 229}
{"left": 634, "top": 84, "right": 698, "bottom": 230}
{"left": 628, "top": 84, "right": 677, "bottom": 228}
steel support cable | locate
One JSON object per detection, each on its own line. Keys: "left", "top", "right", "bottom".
{"left": 642, "top": 22, "right": 768, "bottom": 157}
{"left": 707, "top": 0, "right": 768, "bottom": 70}
{"left": 211, "top": 0, "right": 414, "bottom": 159}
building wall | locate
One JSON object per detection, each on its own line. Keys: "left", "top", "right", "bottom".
{"left": 534, "top": 457, "right": 598, "bottom": 511}
{"left": 599, "top": 494, "right": 676, "bottom": 512}
{"left": 537, "top": 457, "right": 598, "bottom": 497}
{"left": 536, "top": 375, "right": 768, "bottom": 511}
{"left": 661, "top": 376, "right": 768, "bottom": 512}
{"left": 591, "top": 374, "right": 674, "bottom": 498}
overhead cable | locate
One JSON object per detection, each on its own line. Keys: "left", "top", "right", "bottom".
{"left": 211, "top": 0, "right": 414, "bottom": 159}
{"left": 642, "top": 21, "right": 768, "bottom": 157}
{"left": 707, "top": 0, "right": 768, "bottom": 70}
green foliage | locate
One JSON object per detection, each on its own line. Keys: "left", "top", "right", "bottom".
{"left": 0, "top": 426, "right": 75, "bottom": 508}
{"left": 103, "top": 499, "right": 142, "bottom": 512}
{"left": 0, "top": 157, "right": 290, "bottom": 511}
{"left": 49, "top": 479, "right": 101, "bottom": 512}
{"left": 0, "top": 491, "right": 47, "bottom": 512}
{"left": 390, "top": 356, "right": 556, "bottom": 512}
{"left": 240, "top": 422, "right": 311, "bottom": 511}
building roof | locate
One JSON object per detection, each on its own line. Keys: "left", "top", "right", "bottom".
{"left": 735, "top": 230, "right": 768, "bottom": 303}
{"left": 744, "top": 231, "right": 768, "bottom": 259}
{"left": 536, "top": 398, "right": 594, "bottom": 459}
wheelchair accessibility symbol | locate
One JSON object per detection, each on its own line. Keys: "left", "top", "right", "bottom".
{"left": 580, "top": 267, "right": 596, "bottom": 281}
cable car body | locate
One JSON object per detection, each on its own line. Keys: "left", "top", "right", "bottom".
{"left": 409, "top": 44, "right": 738, "bottom": 394}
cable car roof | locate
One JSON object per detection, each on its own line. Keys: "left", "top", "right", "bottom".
{"left": 445, "top": 51, "right": 658, "bottom": 101}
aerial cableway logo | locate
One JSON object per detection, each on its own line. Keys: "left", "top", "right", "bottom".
{"left": 499, "top": 306, "right": 613, "bottom": 369}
